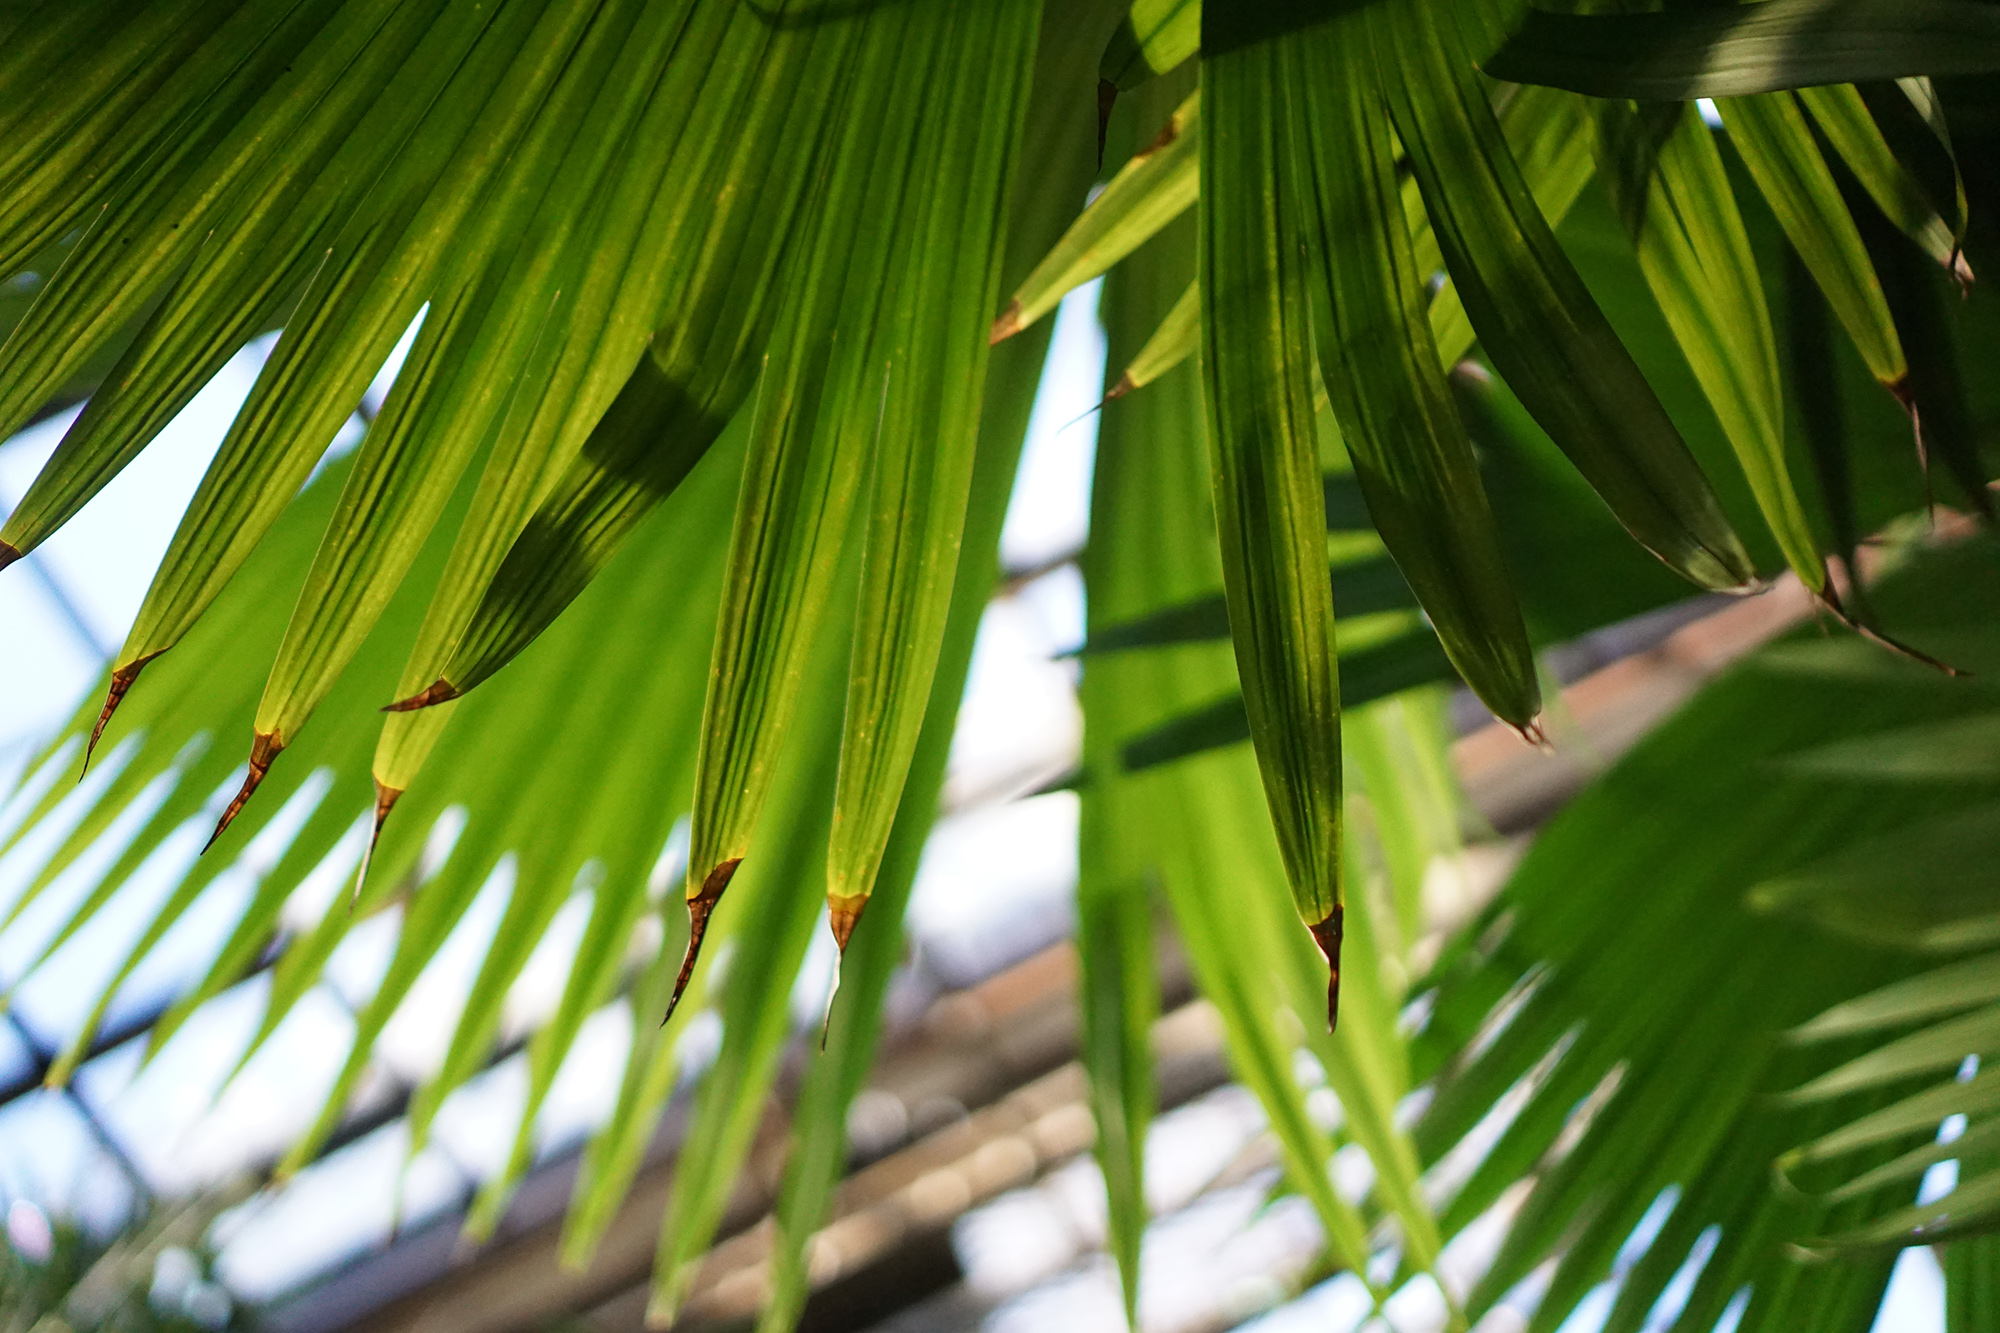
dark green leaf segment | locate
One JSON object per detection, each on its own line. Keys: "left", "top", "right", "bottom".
{"left": 1379, "top": 0, "right": 1755, "bottom": 595}
{"left": 1487, "top": 0, "right": 2000, "bottom": 100}
{"left": 1199, "top": 5, "right": 1347, "bottom": 1023}
{"left": 1287, "top": 7, "right": 1542, "bottom": 737}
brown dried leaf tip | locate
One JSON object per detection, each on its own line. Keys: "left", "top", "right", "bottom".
{"left": 827, "top": 891, "right": 869, "bottom": 955}
{"left": 352, "top": 780, "right": 403, "bottom": 910}
{"left": 382, "top": 679, "right": 461, "bottom": 713}
{"left": 663, "top": 858, "right": 741, "bottom": 1027}
{"left": 0, "top": 539, "right": 20, "bottom": 574}
{"left": 82, "top": 657, "right": 153, "bottom": 780}
{"left": 1947, "top": 245, "right": 1975, "bottom": 296}
{"left": 818, "top": 894, "right": 870, "bottom": 1052}
{"left": 1309, "top": 908, "right": 1345, "bottom": 1034}
{"left": 1515, "top": 718, "right": 1553, "bottom": 753}
{"left": 1102, "top": 372, "right": 1137, "bottom": 403}
{"left": 204, "top": 731, "right": 283, "bottom": 853}
{"left": 989, "top": 299, "right": 1024, "bottom": 346}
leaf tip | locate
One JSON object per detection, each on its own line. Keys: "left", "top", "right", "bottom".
{"left": 353, "top": 781, "right": 402, "bottom": 910}
{"left": 828, "top": 891, "right": 868, "bottom": 955}
{"left": 1308, "top": 908, "right": 1344, "bottom": 1034}
{"left": 382, "top": 679, "right": 461, "bottom": 713}
{"left": 1947, "top": 246, "right": 1975, "bottom": 294}
{"left": 0, "top": 540, "right": 19, "bottom": 574}
{"left": 203, "top": 732, "right": 283, "bottom": 854}
{"left": 1102, "top": 372, "right": 1136, "bottom": 402}
{"left": 1886, "top": 374, "right": 1918, "bottom": 418}
{"left": 82, "top": 659, "right": 151, "bottom": 781}
{"left": 989, "top": 301, "right": 1025, "bottom": 346}
{"left": 1817, "top": 588, "right": 1970, "bottom": 677}
{"left": 663, "top": 858, "right": 741, "bottom": 1026}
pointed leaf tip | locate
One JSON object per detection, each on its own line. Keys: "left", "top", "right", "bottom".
{"left": 1888, "top": 382, "right": 1996, "bottom": 524}
{"left": 662, "top": 858, "right": 741, "bottom": 1026}
{"left": 353, "top": 781, "right": 402, "bottom": 910}
{"left": 1888, "top": 374, "right": 1919, "bottom": 417}
{"left": 1309, "top": 908, "right": 1344, "bottom": 1034}
{"left": 818, "top": 954, "right": 845, "bottom": 1054}
{"left": 990, "top": 300, "right": 1025, "bottom": 345}
{"left": 382, "top": 679, "right": 462, "bottom": 712}
{"left": 82, "top": 658, "right": 152, "bottom": 780}
{"left": 818, "top": 898, "right": 868, "bottom": 1054}
{"left": 1948, "top": 246, "right": 1974, "bottom": 293}
{"left": 203, "top": 732, "right": 283, "bottom": 854}
{"left": 0, "top": 540, "right": 19, "bottom": 574}
{"left": 1818, "top": 588, "right": 1971, "bottom": 676}
{"left": 1103, "top": 373, "right": 1136, "bottom": 402}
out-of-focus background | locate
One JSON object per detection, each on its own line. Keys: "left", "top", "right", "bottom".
{"left": 0, "top": 282, "right": 1950, "bottom": 1333}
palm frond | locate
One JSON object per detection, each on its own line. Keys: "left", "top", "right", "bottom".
{"left": 1412, "top": 533, "right": 2000, "bottom": 1333}
{"left": 0, "top": 1, "right": 1997, "bottom": 1329}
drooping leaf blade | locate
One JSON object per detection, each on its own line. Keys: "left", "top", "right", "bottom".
{"left": 822, "top": 0, "right": 1044, "bottom": 952}
{"left": 1197, "top": 4, "right": 1346, "bottom": 1012}
{"left": 1594, "top": 99, "right": 1827, "bottom": 593}
{"left": 1293, "top": 6, "right": 1542, "bottom": 732}
{"left": 1717, "top": 90, "right": 1906, "bottom": 388}
{"left": 1798, "top": 81, "right": 1972, "bottom": 282}
{"left": 1380, "top": 0, "right": 1755, "bottom": 595}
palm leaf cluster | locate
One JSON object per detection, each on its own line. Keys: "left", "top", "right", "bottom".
{"left": 1412, "top": 533, "right": 2000, "bottom": 1331}
{"left": 0, "top": 0, "right": 1998, "bottom": 1327}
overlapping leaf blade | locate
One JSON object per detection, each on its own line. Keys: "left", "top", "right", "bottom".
{"left": 1380, "top": 0, "right": 1754, "bottom": 595}
{"left": 822, "top": 0, "right": 1043, "bottom": 953}
{"left": 1197, "top": 4, "right": 1346, "bottom": 1012}
{"left": 1485, "top": 0, "right": 2000, "bottom": 101}
{"left": 113, "top": 0, "right": 605, "bottom": 738}
{"left": 992, "top": 89, "right": 1197, "bottom": 342}
{"left": 1799, "top": 82, "right": 1973, "bottom": 283}
{"left": 1594, "top": 99, "right": 1827, "bottom": 593}
{"left": 682, "top": 2, "right": 943, "bottom": 987}
{"left": 1413, "top": 534, "right": 2000, "bottom": 1332}
{"left": 250, "top": 0, "right": 722, "bottom": 771}
{"left": 1291, "top": 7, "right": 1541, "bottom": 733}
{"left": 367, "top": 0, "right": 813, "bottom": 803}
{"left": 1100, "top": 0, "right": 1198, "bottom": 93}
{"left": 757, "top": 15, "right": 1116, "bottom": 1316}
{"left": 1718, "top": 91, "right": 1906, "bottom": 388}
{"left": 398, "top": 15, "right": 855, "bottom": 714}
{"left": 0, "top": 0, "right": 475, "bottom": 562}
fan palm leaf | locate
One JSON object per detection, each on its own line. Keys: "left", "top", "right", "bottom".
{"left": 1, "top": 0, "right": 1998, "bottom": 1327}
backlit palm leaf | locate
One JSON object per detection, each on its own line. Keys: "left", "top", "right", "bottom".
{"left": 1, "top": 0, "right": 1997, "bottom": 1329}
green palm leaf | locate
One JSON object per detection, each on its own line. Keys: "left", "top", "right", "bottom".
{"left": 1414, "top": 533, "right": 2000, "bottom": 1332}
{"left": 0, "top": 2, "right": 1994, "bottom": 1329}
{"left": 1197, "top": 3, "right": 1348, "bottom": 1024}
{"left": 1484, "top": 0, "right": 2000, "bottom": 100}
